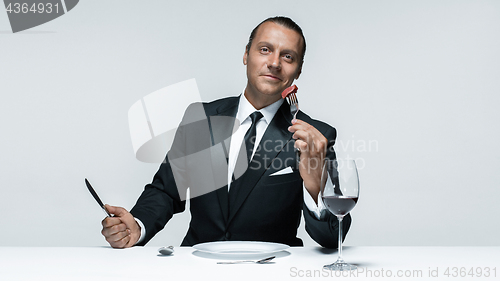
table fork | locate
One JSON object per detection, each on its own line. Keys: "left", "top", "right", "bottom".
{"left": 217, "top": 256, "right": 275, "bottom": 264}
{"left": 286, "top": 92, "right": 301, "bottom": 164}
{"left": 286, "top": 92, "right": 299, "bottom": 120}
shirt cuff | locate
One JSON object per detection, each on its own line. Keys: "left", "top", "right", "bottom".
{"left": 134, "top": 217, "right": 146, "bottom": 245}
{"left": 302, "top": 183, "right": 325, "bottom": 219}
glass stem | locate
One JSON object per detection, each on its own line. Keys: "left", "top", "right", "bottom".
{"left": 337, "top": 216, "right": 343, "bottom": 262}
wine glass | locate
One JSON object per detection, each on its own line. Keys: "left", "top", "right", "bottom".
{"left": 320, "top": 159, "right": 359, "bottom": 271}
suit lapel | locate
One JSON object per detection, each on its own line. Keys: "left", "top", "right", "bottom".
{"left": 227, "top": 102, "right": 294, "bottom": 224}
{"left": 206, "top": 98, "right": 239, "bottom": 223}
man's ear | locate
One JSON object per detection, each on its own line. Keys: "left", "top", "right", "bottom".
{"left": 243, "top": 51, "right": 248, "bottom": 65}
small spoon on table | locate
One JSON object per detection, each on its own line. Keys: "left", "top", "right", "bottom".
{"left": 158, "top": 246, "right": 174, "bottom": 255}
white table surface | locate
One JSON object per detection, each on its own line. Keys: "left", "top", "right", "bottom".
{"left": 0, "top": 246, "right": 498, "bottom": 280}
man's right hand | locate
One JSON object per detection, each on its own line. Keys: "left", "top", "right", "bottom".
{"left": 101, "top": 205, "right": 141, "bottom": 248}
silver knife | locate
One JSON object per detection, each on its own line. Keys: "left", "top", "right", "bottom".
{"left": 85, "top": 178, "right": 112, "bottom": 217}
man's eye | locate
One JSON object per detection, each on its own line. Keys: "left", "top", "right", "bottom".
{"left": 284, "top": 54, "right": 293, "bottom": 61}
{"left": 260, "top": 47, "right": 269, "bottom": 53}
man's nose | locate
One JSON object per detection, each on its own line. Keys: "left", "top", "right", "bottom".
{"left": 267, "top": 54, "right": 281, "bottom": 70}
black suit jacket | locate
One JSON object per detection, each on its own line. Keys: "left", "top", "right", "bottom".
{"left": 130, "top": 96, "right": 351, "bottom": 248}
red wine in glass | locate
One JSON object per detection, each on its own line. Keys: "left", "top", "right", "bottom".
{"left": 322, "top": 196, "right": 358, "bottom": 216}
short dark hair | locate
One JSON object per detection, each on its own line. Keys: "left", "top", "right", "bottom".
{"left": 246, "top": 16, "right": 306, "bottom": 65}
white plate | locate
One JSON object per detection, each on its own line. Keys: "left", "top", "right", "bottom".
{"left": 192, "top": 241, "right": 289, "bottom": 258}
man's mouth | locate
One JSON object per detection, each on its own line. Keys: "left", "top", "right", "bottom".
{"left": 262, "top": 74, "right": 282, "bottom": 81}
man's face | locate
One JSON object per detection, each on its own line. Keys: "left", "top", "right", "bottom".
{"left": 244, "top": 22, "right": 303, "bottom": 104}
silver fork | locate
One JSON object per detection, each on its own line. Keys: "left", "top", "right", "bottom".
{"left": 217, "top": 256, "right": 275, "bottom": 264}
{"left": 286, "top": 92, "right": 301, "bottom": 164}
{"left": 286, "top": 92, "right": 299, "bottom": 120}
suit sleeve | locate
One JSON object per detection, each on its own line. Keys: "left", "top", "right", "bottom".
{"left": 129, "top": 105, "right": 198, "bottom": 246}
{"left": 130, "top": 155, "right": 187, "bottom": 246}
{"left": 302, "top": 125, "right": 352, "bottom": 249}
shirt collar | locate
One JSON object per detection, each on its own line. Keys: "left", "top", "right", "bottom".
{"left": 236, "top": 93, "right": 284, "bottom": 125}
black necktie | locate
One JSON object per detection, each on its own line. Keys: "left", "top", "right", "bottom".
{"left": 243, "top": 111, "right": 263, "bottom": 163}
{"left": 229, "top": 111, "right": 263, "bottom": 205}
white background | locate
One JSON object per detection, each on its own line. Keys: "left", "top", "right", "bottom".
{"left": 0, "top": 0, "right": 498, "bottom": 247}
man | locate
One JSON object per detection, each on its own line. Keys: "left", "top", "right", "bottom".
{"left": 101, "top": 16, "right": 351, "bottom": 248}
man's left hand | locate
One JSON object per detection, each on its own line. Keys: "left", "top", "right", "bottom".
{"left": 288, "top": 119, "right": 327, "bottom": 204}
